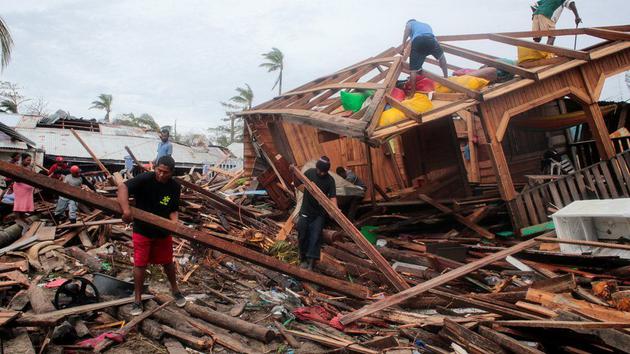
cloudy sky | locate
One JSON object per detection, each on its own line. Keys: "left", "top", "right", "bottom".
{"left": 1, "top": 0, "right": 629, "bottom": 135}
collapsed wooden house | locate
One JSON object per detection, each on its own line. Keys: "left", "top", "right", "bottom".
{"left": 238, "top": 25, "right": 630, "bottom": 232}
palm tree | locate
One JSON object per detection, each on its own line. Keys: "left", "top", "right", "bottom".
{"left": 259, "top": 48, "right": 284, "bottom": 96}
{"left": 229, "top": 84, "right": 254, "bottom": 110}
{"left": 0, "top": 17, "right": 13, "bottom": 70}
{"left": 90, "top": 94, "right": 113, "bottom": 122}
{"left": 0, "top": 99, "right": 17, "bottom": 113}
{"left": 220, "top": 84, "right": 253, "bottom": 144}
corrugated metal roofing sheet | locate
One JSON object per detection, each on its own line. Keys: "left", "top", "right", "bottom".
{"left": 0, "top": 121, "right": 36, "bottom": 147}
{"left": 16, "top": 127, "right": 227, "bottom": 166}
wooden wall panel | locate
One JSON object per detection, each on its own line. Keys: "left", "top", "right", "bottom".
{"left": 401, "top": 118, "right": 469, "bottom": 198}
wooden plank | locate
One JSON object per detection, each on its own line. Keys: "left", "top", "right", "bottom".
{"left": 279, "top": 82, "right": 384, "bottom": 98}
{"left": 0, "top": 310, "right": 21, "bottom": 326}
{"left": 583, "top": 168, "right": 599, "bottom": 198}
{"left": 556, "top": 178, "right": 572, "bottom": 205}
{"left": 478, "top": 326, "right": 545, "bottom": 354}
{"left": 565, "top": 176, "right": 581, "bottom": 201}
{"left": 522, "top": 191, "right": 539, "bottom": 226}
{"left": 442, "top": 318, "right": 507, "bottom": 354}
{"left": 440, "top": 43, "right": 539, "bottom": 80}
{"left": 514, "top": 196, "right": 530, "bottom": 228}
{"left": 418, "top": 194, "right": 495, "bottom": 239}
{"left": 574, "top": 171, "right": 589, "bottom": 199}
{"left": 531, "top": 188, "right": 547, "bottom": 222}
{"left": 292, "top": 166, "right": 410, "bottom": 292}
{"left": 615, "top": 155, "right": 630, "bottom": 195}
{"left": 430, "top": 289, "right": 541, "bottom": 320}
{"left": 420, "top": 69, "right": 482, "bottom": 100}
{"left": 285, "top": 329, "right": 378, "bottom": 354}
{"left": 547, "top": 183, "right": 564, "bottom": 209}
{"left": 339, "top": 236, "right": 541, "bottom": 325}
{"left": 610, "top": 159, "right": 629, "bottom": 197}
{"left": 434, "top": 25, "right": 630, "bottom": 42}
{"left": 487, "top": 33, "right": 591, "bottom": 60}
{"left": 385, "top": 94, "right": 421, "bottom": 122}
{"left": 536, "top": 236, "right": 630, "bottom": 251}
{"left": 591, "top": 164, "right": 610, "bottom": 199}
{"left": 599, "top": 162, "right": 619, "bottom": 198}
{"left": 16, "top": 295, "right": 153, "bottom": 326}
{"left": 584, "top": 28, "right": 630, "bottom": 42}
{"left": 0, "top": 160, "right": 370, "bottom": 299}
{"left": 70, "top": 129, "right": 112, "bottom": 178}
{"left": 489, "top": 320, "right": 630, "bottom": 329}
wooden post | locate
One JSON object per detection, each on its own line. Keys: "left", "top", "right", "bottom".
{"left": 365, "top": 143, "right": 377, "bottom": 208}
{"left": 582, "top": 103, "right": 616, "bottom": 160}
{"left": 460, "top": 110, "right": 480, "bottom": 183}
{"left": 124, "top": 146, "right": 146, "bottom": 172}
{"left": 291, "top": 166, "right": 410, "bottom": 292}
{"left": 70, "top": 129, "right": 111, "bottom": 177}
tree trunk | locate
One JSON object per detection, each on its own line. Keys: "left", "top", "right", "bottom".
{"left": 279, "top": 68, "right": 283, "bottom": 95}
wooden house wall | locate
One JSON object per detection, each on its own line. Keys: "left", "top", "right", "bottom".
{"left": 400, "top": 118, "right": 469, "bottom": 199}
{"left": 279, "top": 121, "right": 402, "bottom": 199}
{"left": 457, "top": 103, "right": 566, "bottom": 185}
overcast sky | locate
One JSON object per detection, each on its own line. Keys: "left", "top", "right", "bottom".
{"left": 1, "top": 0, "right": 629, "bottom": 135}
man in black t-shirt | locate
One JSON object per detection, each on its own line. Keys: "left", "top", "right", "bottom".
{"left": 296, "top": 156, "right": 336, "bottom": 271}
{"left": 117, "top": 155, "right": 184, "bottom": 315}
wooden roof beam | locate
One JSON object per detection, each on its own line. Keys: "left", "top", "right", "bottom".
{"left": 583, "top": 28, "right": 630, "bottom": 42}
{"left": 436, "top": 24, "right": 630, "bottom": 42}
{"left": 440, "top": 43, "right": 540, "bottom": 80}
{"left": 487, "top": 33, "right": 591, "bottom": 60}
{"left": 238, "top": 109, "right": 367, "bottom": 138}
{"left": 385, "top": 94, "right": 421, "bottom": 122}
{"left": 279, "top": 82, "right": 383, "bottom": 98}
{"left": 420, "top": 69, "right": 483, "bottom": 101}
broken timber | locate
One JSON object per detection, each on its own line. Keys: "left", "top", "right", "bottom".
{"left": 0, "top": 161, "right": 369, "bottom": 299}
{"left": 291, "top": 166, "right": 410, "bottom": 292}
{"left": 339, "top": 235, "right": 542, "bottom": 325}
{"left": 418, "top": 194, "right": 494, "bottom": 239}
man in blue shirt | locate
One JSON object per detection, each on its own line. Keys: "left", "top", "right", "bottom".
{"left": 402, "top": 19, "right": 448, "bottom": 97}
{"left": 154, "top": 129, "right": 173, "bottom": 164}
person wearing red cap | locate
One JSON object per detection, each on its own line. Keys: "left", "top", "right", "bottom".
{"left": 54, "top": 165, "right": 95, "bottom": 223}
{"left": 48, "top": 156, "right": 68, "bottom": 180}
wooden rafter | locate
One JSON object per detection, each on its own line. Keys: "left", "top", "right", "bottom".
{"left": 584, "top": 28, "right": 630, "bottom": 42}
{"left": 439, "top": 43, "right": 539, "bottom": 80}
{"left": 435, "top": 24, "right": 630, "bottom": 42}
{"left": 487, "top": 33, "right": 591, "bottom": 60}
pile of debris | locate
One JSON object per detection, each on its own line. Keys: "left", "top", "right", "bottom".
{"left": 1, "top": 156, "right": 630, "bottom": 354}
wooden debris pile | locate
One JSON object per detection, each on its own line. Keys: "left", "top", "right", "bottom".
{"left": 1, "top": 157, "right": 630, "bottom": 353}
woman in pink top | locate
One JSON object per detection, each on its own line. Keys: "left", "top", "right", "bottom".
{"left": 13, "top": 153, "right": 35, "bottom": 230}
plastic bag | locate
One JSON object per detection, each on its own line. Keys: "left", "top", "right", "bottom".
{"left": 390, "top": 87, "right": 406, "bottom": 101}
{"left": 403, "top": 76, "right": 435, "bottom": 93}
{"left": 517, "top": 46, "right": 554, "bottom": 64}
{"left": 435, "top": 75, "right": 489, "bottom": 93}
{"left": 340, "top": 90, "right": 374, "bottom": 112}
{"left": 378, "top": 93, "right": 433, "bottom": 127}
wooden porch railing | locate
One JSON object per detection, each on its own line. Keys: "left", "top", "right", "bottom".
{"left": 510, "top": 149, "right": 630, "bottom": 231}
{"left": 570, "top": 136, "right": 630, "bottom": 169}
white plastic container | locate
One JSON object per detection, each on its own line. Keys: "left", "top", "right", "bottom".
{"left": 551, "top": 199, "right": 630, "bottom": 259}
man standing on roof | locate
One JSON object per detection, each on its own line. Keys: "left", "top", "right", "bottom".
{"left": 402, "top": 19, "right": 449, "bottom": 98}
{"left": 117, "top": 155, "right": 185, "bottom": 315}
{"left": 296, "top": 156, "right": 336, "bottom": 271}
{"left": 154, "top": 129, "right": 173, "bottom": 165}
{"left": 48, "top": 156, "right": 68, "bottom": 180}
{"left": 54, "top": 165, "right": 96, "bottom": 224}
{"left": 531, "top": 0, "right": 581, "bottom": 45}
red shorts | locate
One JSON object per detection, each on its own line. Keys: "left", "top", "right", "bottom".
{"left": 132, "top": 233, "right": 173, "bottom": 267}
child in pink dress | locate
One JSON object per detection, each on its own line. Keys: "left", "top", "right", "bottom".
{"left": 13, "top": 153, "right": 35, "bottom": 231}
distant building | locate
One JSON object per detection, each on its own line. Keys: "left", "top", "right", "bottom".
{"left": 5, "top": 114, "right": 239, "bottom": 174}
